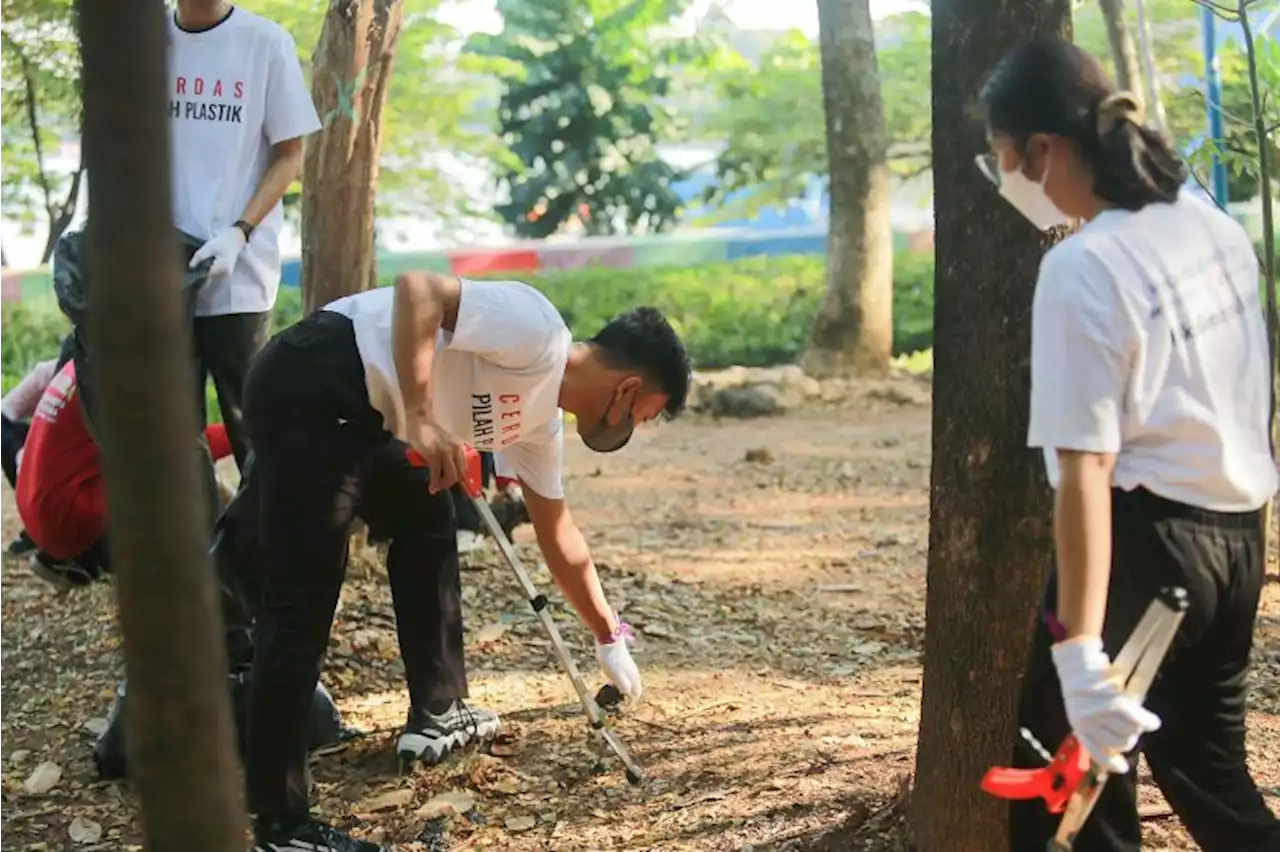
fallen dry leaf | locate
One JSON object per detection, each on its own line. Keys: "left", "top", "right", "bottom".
{"left": 68, "top": 817, "right": 103, "bottom": 844}
{"left": 22, "top": 761, "right": 61, "bottom": 795}
{"left": 473, "top": 622, "right": 508, "bottom": 645}
{"left": 504, "top": 815, "right": 537, "bottom": 832}
{"left": 415, "top": 790, "right": 476, "bottom": 820}
{"left": 364, "top": 788, "right": 414, "bottom": 812}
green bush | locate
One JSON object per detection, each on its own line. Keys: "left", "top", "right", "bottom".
{"left": 1, "top": 254, "right": 937, "bottom": 393}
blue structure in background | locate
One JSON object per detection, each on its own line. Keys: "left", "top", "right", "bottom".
{"left": 671, "top": 168, "right": 829, "bottom": 232}
{"left": 1201, "top": 8, "right": 1230, "bottom": 205}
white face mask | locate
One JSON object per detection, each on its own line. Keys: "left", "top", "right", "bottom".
{"left": 996, "top": 159, "right": 1070, "bottom": 231}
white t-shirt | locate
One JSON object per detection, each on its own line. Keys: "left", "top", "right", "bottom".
{"left": 167, "top": 7, "right": 321, "bottom": 317}
{"left": 1028, "top": 190, "right": 1278, "bottom": 512}
{"left": 324, "top": 280, "right": 573, "bottom": 499}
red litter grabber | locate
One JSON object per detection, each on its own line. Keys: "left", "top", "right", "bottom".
{"left": 405, "top": 444, "right": 645, "bottom": 785}
{"left": 981, "top": 586, "right": 1188, "bottom": 852}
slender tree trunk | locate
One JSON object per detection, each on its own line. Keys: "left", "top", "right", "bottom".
{"left": 912, "top": 1, "right": 1071, "bottom": 850}
{"left": 803, "top": 0, "right": 894, "bottom": 379}
{"left": 1099, "top": 0, "right": 1141, "bottom": 93}
{"left": 76, "top": 1, "right": 246, "bottom": 849}
{"left": 40, "top": 164, "right": 85, "bottom": 265}
{"left": 301, "top": 0, "right": 403, "bottom": 314}
{"left": 1131, "top": 0, "right": 1169, "bottom": 134}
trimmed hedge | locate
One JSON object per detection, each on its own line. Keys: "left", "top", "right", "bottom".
{"left": 1, "top": 254, "right": 936, "bottom": 393}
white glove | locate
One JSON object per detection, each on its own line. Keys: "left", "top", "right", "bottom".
{"left": 190, "top": 226, "right": 247, "bottom": 278}
{"left": 1052, "top": 636, "right": 1162, "bottom": 774}
{"left": 596, "top": 622, "right": 642, "bottom": 705}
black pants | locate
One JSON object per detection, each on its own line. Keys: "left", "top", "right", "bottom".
{"left": 1, "top": 414, "right": 29, "bottom": 491}
{"left": 241, "top": 310, "right": 466, "bottom": 820}
{"left": 194, "top": 311, "right": 271, "bottom": 472}
{"left": 1010, "top": 488, "right": 1279, "bottom": 851}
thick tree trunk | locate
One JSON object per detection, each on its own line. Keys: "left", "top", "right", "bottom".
{"left": 803, "top": 0, "right": 894, "bottom": 379}
{"left": 301, "top": 0, "right": 403, "bottom": 314}
{"left": 77, "top": 1, "right": 246, "bottom": 848}
{"left": 911, "top": 2, "right": 1071, "bottom": 851}
{"left": 1099, "top": 0, "right": 1141, "bottom": 93}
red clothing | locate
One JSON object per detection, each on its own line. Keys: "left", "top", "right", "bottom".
{"left": 15, "top": 361, "right": 230, "bottom": 559}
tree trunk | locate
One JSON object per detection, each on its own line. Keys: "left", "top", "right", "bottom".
{"left": 911, "top": 1, "right": 1071, "bottom": 850}
{"left": 40, "top": 165, "right": 85, "bottom": 265}
{"left": 1131, "top": 0, "right": 1169, "bottom": 134}
{"left": 802, "top": 0, "right": 894, "bottom": 379}
{"left": 301, "top": 0, "right": 403, "bottom": 314}
{"left": 76, "top": 1, "right": 246, "bottom": 849}
{"left": 1098, "top": 0, "right": 1141, "bottom": 93}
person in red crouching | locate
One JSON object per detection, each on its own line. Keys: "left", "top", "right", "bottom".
{"left": 14, "top": 359, "right": 231, "bottom": 589}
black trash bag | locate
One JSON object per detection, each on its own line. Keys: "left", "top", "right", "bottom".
{"left": 51, "top": 228, "right": 213, "bottom": 435}
{"left": 93, "top": 675, "right": 347, "bottom": 781}
{"left": 52, "top": 227, "right": 212, "bottom": 330}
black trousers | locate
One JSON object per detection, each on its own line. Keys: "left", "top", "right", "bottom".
{"left": 241, "top": 310, "right": 466, "bottom": 820}
{"left": 1, "top": 414, "right": 29, "bottom": 491}
{"left": 1010, "top": 488, "right": 1279, "bottom": 851}
{"left": 194, "top": 311, "right": 271, "bottom": 472}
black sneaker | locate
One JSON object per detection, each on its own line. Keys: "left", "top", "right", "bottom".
{"left": 396, "top": 700, "right": 500, "bottom": 769}
{"left": 253, "top": 817, "right": 389, "bottom": 851}
{"left": 488, "top": 491, "right": 530, "bottom": 541}
{"left": 6, "top": 531, "right": 37, "bottom": 557}
{"left": 28, "top": 551, "right": 96, "bottom": 590}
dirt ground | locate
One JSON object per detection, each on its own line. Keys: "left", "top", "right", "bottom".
{"left": 2, "top": 381, "right": 1278, "bottom": 851}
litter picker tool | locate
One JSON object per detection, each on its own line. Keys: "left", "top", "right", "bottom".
{"left": 405, "top": 445, "right": 645, "bottom": 785}
{"left": 980, "top": 586, "right": 1188, "bottom": 852}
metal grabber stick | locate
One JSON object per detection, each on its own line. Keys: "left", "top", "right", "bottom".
{"left": 406, "top": 445, "right": 645, "bottom": 785}
{"left": 981, "top": 586, "right": 1189, "bottom": 852}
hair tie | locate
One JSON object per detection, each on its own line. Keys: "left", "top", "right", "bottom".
{"left": 1097, "top": 91, "right": 1146, "bottom": 136}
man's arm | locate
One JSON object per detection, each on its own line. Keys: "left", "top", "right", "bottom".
{"left": 523, "top": 487, "right": 618, "bottom": 643}
{"left": 235, "top": 137, "right": 304, "bottom": 228}
{"left": 1053, "top": 449, "right": 1116, "bottom": 639}
{"left": 392, "top": 272, "right": 461, "bottom": 421}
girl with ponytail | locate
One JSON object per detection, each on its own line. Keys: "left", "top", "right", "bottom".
{"left": 978, "top": 38, "right": 1279, "bottom": 851}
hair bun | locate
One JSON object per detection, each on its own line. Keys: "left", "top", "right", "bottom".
{"left": 1097, "top": 91, "right": 1146, "bottom": 136}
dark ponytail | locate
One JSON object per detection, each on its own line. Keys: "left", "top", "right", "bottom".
{"left": 981, "top": 38, "right": 1188, "bottom": 210}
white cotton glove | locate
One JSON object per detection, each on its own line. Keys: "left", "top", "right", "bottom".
{"left": 596, "top": 622, "right": 643, "bottom": 705}
{"left": 190, "top": 226, "right": 247, "bottom": 278}
{"left": 1052, "top": 636, "right": 1162, "bottom": 774}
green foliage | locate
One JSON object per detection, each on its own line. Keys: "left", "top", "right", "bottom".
{"left": 698, "top": 31, "right": 823, "bottom": 214}
{"left": 242, "top": 0, "right": 508, "bottom": 230}
{"left": 0, "top": 0, "right": 83, "bottom": 256}
{"left": 2, "top": 254, "right": 938, "bottom": 391}
{"left": 876, "top": 12, "right": 933, "bottom": 178}
{"left": 698, "top": 12, "right": 931, "bottom": 217}
{"left": 470, "top": 0, "right": 704, "bottom": 238}
{"left": 1182, "top": 38, "right": 1279, "bottom": 203}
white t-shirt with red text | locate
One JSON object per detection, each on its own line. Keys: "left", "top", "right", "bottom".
{"left": 324, "top": 280, "right": 572, "bottom": 499}
{"left": 167, "top": 7, "right": 321, "bottom": 316}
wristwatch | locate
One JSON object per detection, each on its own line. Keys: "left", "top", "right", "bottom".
{"left": 233, "top": 219, "right": 255, "bottom": 241}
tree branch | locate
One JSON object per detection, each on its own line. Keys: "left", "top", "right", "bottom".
{"left": 17, "top": 48, "right": 56, "bottom": 221}
{"left": 1183, "top": 87, "right": 1255, "bottom": 127}
{"left": 1188, "top": 0, "right": 1242, "bottom": 21}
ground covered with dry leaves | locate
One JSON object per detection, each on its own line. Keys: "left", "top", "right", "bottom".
{"left": 3, "top": 375, "right": 1278, "bottom": 851}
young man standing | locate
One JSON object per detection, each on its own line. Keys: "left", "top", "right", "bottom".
{"left": 242, "top": 272, "right": 690, "bottom": 851}
{"left": 169, "top": 0, "right": 321, "bottom": 469}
